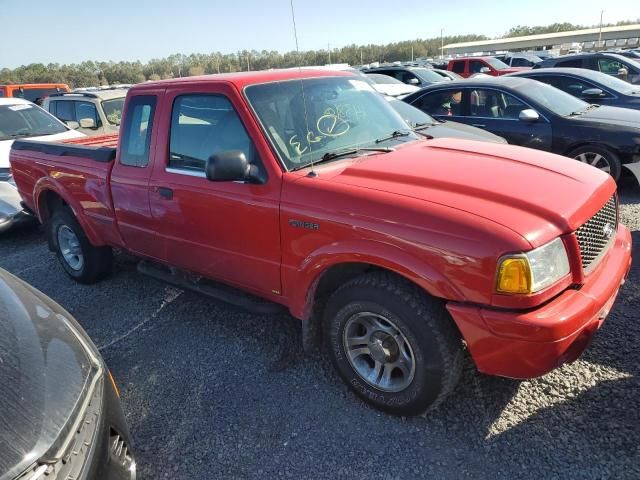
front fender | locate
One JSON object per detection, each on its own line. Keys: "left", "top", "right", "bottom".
{"left": 33, "top": 177, "right": 105, "bottom": 246}
{"left": 285, "top": 238, "right": 465, "bottom": 320}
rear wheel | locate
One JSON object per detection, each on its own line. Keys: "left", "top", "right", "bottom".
{"left": 569, "top": 145, "right": 622, "bottom": 181}
{"left": 50, "top": 207, "right": 112, "bottom": 283}
{"left": 323, "top": 272, "right": 463, "bottom": 416}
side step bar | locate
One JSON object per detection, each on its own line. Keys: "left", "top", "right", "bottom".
{"left": 137, "top": 260, "right": 285, "bottom": 315}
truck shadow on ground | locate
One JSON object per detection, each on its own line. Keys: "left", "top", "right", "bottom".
{"left": 427, "top": 229, "right": 639, "bottom": 475}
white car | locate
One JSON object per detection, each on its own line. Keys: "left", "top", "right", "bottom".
{"left": 0, "top": 98, "right": 85, "bottom": 232}
{"left": 365, "top": 73, "right": 421, "bottom": 98}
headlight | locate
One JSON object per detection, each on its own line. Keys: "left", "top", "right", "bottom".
{"left": 496, "top": 237, "right": 570, "bottom": 294}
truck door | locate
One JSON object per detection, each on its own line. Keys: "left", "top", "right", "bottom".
{"left": 110, "top": 91, "right": 165, "bottom": 260}
{"left": 148, "top": 83, "right": 282, "bottom": 297}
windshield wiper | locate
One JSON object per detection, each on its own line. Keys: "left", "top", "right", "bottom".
{"left": 320, "top": 147, "right": 394, "bottom": 163}
{"left": 375, "top": 130, "right": 412, "bottom": 144}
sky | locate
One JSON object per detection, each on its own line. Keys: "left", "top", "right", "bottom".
{"left": 0, "top": 0, "right": 638, "bottom": 68}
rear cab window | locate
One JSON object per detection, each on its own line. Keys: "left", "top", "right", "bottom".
{"left": 451, "top": 61, "right": 465, "bottom": 74}
{"left": 119, "top": 95, "right": 157, "bottom": 167}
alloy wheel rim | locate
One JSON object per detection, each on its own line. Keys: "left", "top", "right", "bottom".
{"left": 57, "top": 225, "right": 84, "bottom": 271}
{"left": 343, "top": 312, "right": 416, "bottom": 392}
{"left": 575, "top": 152, "right": 611, "bottom": 173}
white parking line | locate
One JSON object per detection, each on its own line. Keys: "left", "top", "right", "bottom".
{"left": 98, "top": 286, "right": 183, "bottom": 351}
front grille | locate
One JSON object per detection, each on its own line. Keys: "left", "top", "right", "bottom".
{"left": 16, "top": 378, "right": 103, "bottom": 480}
{"left": 575, "top": 195, "right": 617, "bottom": 271}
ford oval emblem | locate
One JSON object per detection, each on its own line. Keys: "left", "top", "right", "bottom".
{"left": 603, "top": 223, "right": 614, "bottom": 239}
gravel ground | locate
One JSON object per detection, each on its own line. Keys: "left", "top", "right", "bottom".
{"left": 1, "top": 181, "right": 639, "bottom": 480}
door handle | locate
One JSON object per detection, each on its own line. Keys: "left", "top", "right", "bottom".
{"left": 472, "top": 123, "right": 486, "bottom": 128}
{"left": 157, "top": 187, "right": 173, "bottom": 200}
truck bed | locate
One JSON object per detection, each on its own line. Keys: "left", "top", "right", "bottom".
{"left": 12, "top": 133, "right": 118, "bottom": 163}
{"left": 9, "top": 133, "right": 121, "bottom": 247}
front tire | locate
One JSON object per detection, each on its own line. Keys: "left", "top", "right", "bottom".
{"left": 50, "top": 207, "right": 113, "bottom": 283}
{"left": 569, "top": 145, "right": 622, "bottom": 181}
{"left": 323, "top": 272, "right": 463, "bottom": 416}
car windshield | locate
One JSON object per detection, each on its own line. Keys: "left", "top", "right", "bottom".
{"left": 245, "top": 76, "right": 417, "bottom": 170}
{"left": 0, "top": 103, "right": 67, "bottom": 141}
{"left": 367, "top": 74, "right": 404, "bottom": 85}
{"left": 485, "top": 57, "right": 510, "bottom": 70}
{"left": 102, "top": 97, "right": 125, "bottom": 125}
{"left": 579, "top": 70, "right": 638, "bottom": 94}
{"left": 412, "top": 68, "right": 447, "bottom": 83}
{"left": 518, "top": 80, "right": 589, "bottom": 116}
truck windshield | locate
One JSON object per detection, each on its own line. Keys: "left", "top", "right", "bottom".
{"left": 0, "top": 104, "right": 67, "bottom": 141}
{"left": 245, "top": 76, "right": 417, "bottom": 170}
{"left": 102, "top": 97, "right": 125, "bottom": 125}
{"left": 485, "top": 57, "right": 510, "bottom": 70}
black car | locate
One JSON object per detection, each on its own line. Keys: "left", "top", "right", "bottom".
{"left": 361, "top": 66, "right": 446, "bottom": 88}
{"left": 0, "top": 268, "right": 136, "bottom": 480}
{"left": 509, "top": 68, "right": 640, "bottom": 110}
{"left": 385, "top": 96, "right": 506, "bottom": 144}
{"left": 533, "top": 53, "right": 640, "bottom": 84}
{"left": 403, "top": 76, "right": 640, "bottom": 181}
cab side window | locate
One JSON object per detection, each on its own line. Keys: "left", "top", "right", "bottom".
{"left": 55, "top": 101, "right": 75, "bottom": 123}
{"left": 120, "top": 95, "right": 157, "bottom": 167}
{"left": 470, "top": 60, "right": 487, "bottom": 74}
{"left": 168, "top": 94, "right": 261, "bottom": 175}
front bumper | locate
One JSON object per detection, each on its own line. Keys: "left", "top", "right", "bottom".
{"left": 0, "top": 181, "right": 32, "bottom": 233}
{"left": 447, "top": 225, "right": 632, "bottom": 379}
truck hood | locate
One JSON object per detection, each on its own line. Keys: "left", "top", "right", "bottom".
{"left": 573, "top": 104, "right": 640, "bottom": 129}
{"left": 0, "top": 270, "right": 100, "bottom": 480}
{"left": 326, "top": 138, "right": 614, "bottom": 247}
{"left": 0, "top": 129, "right": 85, "bottom": 169}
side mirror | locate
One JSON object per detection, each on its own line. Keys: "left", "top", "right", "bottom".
{"left": 519, "top": 109, "right": 540, "bottom": 122}
{"left": 407, "top": 78, "right": 420, "bottom": 85}
{"left": 480, "top": 67, "right": 491, "bottom": 74}
{"left": 582, "top": 88, "right": 605, "bottom": 98}
{"left": 65, "top": 120, "right": 80, "bottom": 130}
{"left": 79, "top": 118, "right": 97, "bottom": 129}
{"left": 205, "top": 150, "right": 260, "bottom": 183}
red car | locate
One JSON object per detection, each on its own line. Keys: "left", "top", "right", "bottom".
{"left": 10, "top": 69, "right": 631, "bottom": 415}
{"left": 448, "top": 56, "right": 530, "bottom": 78}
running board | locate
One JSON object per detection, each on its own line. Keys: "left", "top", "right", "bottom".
{"left": 137, "top": 260, "right": 284, "bottom": 315}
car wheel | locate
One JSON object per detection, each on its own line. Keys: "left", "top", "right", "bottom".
{"left": 50, "top": 207, "right": 112, "bottom": 283}
{"left": 323, "top": 272, "right": 463, "bottom": 416}
{"left": 569, "top": 145, "right": 622, "bottom": 181}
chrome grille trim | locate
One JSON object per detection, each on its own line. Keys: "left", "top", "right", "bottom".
{"left": 575, "top": 195, "right": 618, "bottom": 272}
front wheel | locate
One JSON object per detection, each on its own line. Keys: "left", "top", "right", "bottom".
{"left": 569, "top": 145, "right": 622, "bottom": 181}
{"left": 323, "top": 272, "right": 463, "bottom": 416}
{"left": 50, "top": 207, "right": 113, "bottom": 283}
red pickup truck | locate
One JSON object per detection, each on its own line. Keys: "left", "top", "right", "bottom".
{"left": 10, "top": 69, "right": 632, "bottom": 415}
{"left": 448, "top": 56, "right": 530, "bottom": 78}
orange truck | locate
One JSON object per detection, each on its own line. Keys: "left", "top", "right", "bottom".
{"left": 0, "top": 83, "right": 70, "bottom": 104}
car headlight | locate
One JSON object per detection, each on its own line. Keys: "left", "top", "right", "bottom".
{"left": 496, "top": 237, "right": 570, "bottom": 294}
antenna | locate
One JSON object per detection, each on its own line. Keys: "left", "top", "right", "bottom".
{"left": 289, "top": 0, "right": 317, "bottom": 177}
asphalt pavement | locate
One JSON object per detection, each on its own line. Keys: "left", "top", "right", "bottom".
{"left": 1, "top": 181, "right": 638, "bottom": 479}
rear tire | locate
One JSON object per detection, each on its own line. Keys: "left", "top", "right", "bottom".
{"left": 323, "top": 272, "right": 463, "bottom": 416}
{"left": 50, "top": 207, "right": 112, "bottom": 284}
{"left": 569, "top": 145, "right": 622, "bottom": 181}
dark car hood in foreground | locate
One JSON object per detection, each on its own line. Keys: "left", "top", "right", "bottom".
{"left": 0, "top": 270, "right": 100, "bottom": 480}
{"left": 326, "top": 138, "right": 614, "bottom": 247}
{"left": 574, "top": 104, "right": 640, "bottom": 129}
{"left": 429, "top": 121, "right": 506, "bottom": 143}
